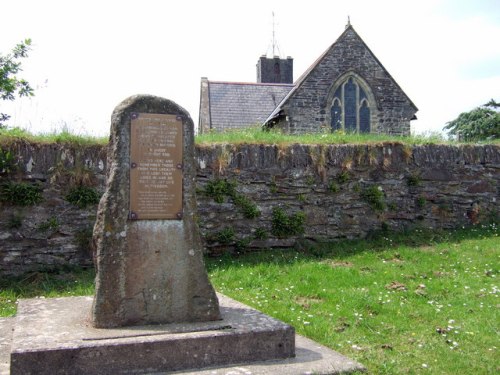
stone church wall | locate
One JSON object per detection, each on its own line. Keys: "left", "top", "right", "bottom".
{"left": 283, "top": 28, "right": 415, "bottom": 135}
{"left": 1, "top": 141, "right": 498, "bottom": 276}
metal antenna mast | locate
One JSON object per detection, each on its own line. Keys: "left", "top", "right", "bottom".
{"left": 269, "top": 11, "right": 281, "bottom": 57}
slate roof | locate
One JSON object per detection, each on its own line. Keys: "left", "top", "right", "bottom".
{"left": 206, "top": 81, "right": 294, "bottom": 130}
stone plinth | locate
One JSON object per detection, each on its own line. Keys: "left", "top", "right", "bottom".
{"left": 8, "top": 295, "right": 366, "bottom": 375}
{"left": 10, "top": 295, "right": 296, "bottom": 375}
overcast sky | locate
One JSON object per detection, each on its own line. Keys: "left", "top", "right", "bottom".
{"left": 2, "top": 0, "right": 499, "bottom": 136}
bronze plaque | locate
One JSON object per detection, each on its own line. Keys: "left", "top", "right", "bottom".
{"left": 130, "top": 113, "right": 183, "bottom": 220}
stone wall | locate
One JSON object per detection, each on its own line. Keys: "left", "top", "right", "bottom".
{"left": 1, "top": 141, "right": 498, "bottom": 276}
{"left": 279, "top": 26, "right": 417, "bottom": 135}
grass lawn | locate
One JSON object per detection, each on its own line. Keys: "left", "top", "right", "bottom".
{"left": 206, "top": 225, "right": 498, "bottom": 374}
{"left": 0, "top": 225, "right": 497, "bottom": 374}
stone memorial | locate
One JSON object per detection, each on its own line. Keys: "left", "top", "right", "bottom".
{"left": 6, "top": 95, "right": 364, "bottom": 374}
{"left": 92, "top": 95, "right": 220, "bottom": 327}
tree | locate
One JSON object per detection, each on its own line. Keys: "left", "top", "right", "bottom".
{"left": 444, "top": 99, "right": 500, "bottom": 141}
{"left": 0, "top": 39, "right": 34, "bottom": 128}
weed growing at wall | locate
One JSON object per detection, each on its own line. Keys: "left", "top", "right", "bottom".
{"left": 328, "top": 181, "right": 339, "bottom": 193}
{"left": 269, "top": 178, "right": 278, "bottom": 193}
{"left": 37, "top": 217, "right": 59, "bottom": 232}
{"left": 65, "top": 186, "right": 101, "bottom": 208}
{"left": 7, "top": 213, "right": 23, "bottom": 229}
{"left": 214, "top": 227, "right": 235, "bottom": 244}
{"left": 235, "top": 237, "right": 252, "bottom": 252}
{"left": 74, "top": 226, "right": 94, "bottom": 254}
{"left": 360, "top": 185, "right": 386, "bottom": 211}
{"left": 233, "top": 194, "right": 260, "bottom": 219}
{"left": 50, "top": 163, "right": 97, "bottom": 189}
{"left": 309, "top": 145, "right": 327, "bottom": 181}
{"left": 204, "top": 178, "right": 260, "bottom": 219}
{"left": 0, "top": 148, "right": 15, "bottom": 175}
{"left": 254, "top": 227, "right": 268, "bottom": 240}
{"left": 204, "top": 179, "right": 236, "bottom": 203}
{"left": 416, "top": 195, "right": 427, "bottom": 208}
{"left": 406, "top": 174, "right": 421, "bottom": 187}
{"left": 336, "top": 170, "right": 350, "bottom": 184}
{"left": 271, "top": 207, "right": 306, "bottom": 238}
{"left": 0, "top": 181, "right": 43, "bottom": 206}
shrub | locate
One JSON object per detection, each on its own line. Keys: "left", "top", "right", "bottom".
{"left": 37, "top": 217, "right": 59, "bottom": 232}
{"left": 328, "top": 181, "right": 339, "bottom": 193}
{"left": 0, "top": 181, "right": 43, "bottom": 205}
{"left": 254, "top": 227, "right": 268, "bottom": 240}
{"left": 0, "top": 148, "right": 15, "bottom": 174}
{"left": 215, "top": 227, "right": 235, "bottom": 244}
{"left": 271, "top": 207, "right": 306, "bottom": 238}
{"left": 336, "top": 170, "right": 350, "bottom": 184}
{"left": 407, "top": 174, "right": 421, "bottom": 187}
{"left": 65, "top": 186, "right": 101, "bottom": 208}
{"left": 7, "top": 213, "right": 23, "bottom": 228}
{"left": 360, "top": 185, "right": 386, "bottom": 211}
{"left": 204, "top": 178, "right": 236, "bottom": 203}
{"left": 205, "top": 178, "right": 260, "bottom": 219}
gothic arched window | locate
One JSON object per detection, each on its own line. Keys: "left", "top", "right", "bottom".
{"left": 330, "top": 76, "right": 372, "bottom": 133}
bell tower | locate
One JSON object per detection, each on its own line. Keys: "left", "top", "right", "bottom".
{"left": 257, "top": 56, "right": 293, "bottom": 84}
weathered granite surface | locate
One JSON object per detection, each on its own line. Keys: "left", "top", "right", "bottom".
{"left": 91, "top": 95, "right": 220, "bottom": 327}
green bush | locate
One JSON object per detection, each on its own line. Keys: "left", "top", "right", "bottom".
{"left": 406, "top": 174, "right": 421, "bottom": 187}
{"left": 204, "top": 179, "right": 236, "bottom": 203}
{"left": 7, "top": 213, "right": 23, "bottom": 228}
{"left": 37, "top": 217, "right": 59, "bottom": 232}
{"left": 215, "top": 227, "right": 235, "bottom": 244}
{"left": 0, "top": 181, "right": 43, "bottom": 205}
{"left": 328, "top": 181, "right": 339, "bottom": 193}
{"left": 65, "top": 186, "right": 101, "bottom": 208}
{"left": 336, "top": 170, "right": 350, "bottom": 184}
{"left": 254, "top": 227, "right": 268, "bottom": 240}
{"left": 0, "top": 148, "right": 15, "bottom": 174}
{"left": 360, "top": 185, "right": 386, "bottom": 211}
{"left": 271, "top": 207, "right": 306, "bottom": 238}
{"left": 205, "top": 178, "right": 260, "bottom": 219}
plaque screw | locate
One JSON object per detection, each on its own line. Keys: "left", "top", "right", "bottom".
{"left": 176, "top": 212, "right": 183, "bottom": 219}
{"left": 130, "top": 212, "right": 138, "bottom": 220}
{"left": 130, "top": 112, "right": 139, "bottom": 120}
{"left": 176, "top": 115, "right": 183, "bottom": 122}
{"left": 176, "top": 163, "right": 183, "bottom": 170}
{"left": 131, "top": 162, "right": 137, "bottom": 169}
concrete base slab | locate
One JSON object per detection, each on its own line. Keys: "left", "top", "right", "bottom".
{"left": 0, "top": 318, "right": 13, "bottom": 375}
{"left": 171, "top": 334, "right": 365, "bottom": 375}
{"left": 4, "top": 295, "right": 365, "bottom": 375}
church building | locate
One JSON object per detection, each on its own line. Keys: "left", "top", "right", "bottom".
{"left": 199, "top": 23, "right": 417, "bottom": 135}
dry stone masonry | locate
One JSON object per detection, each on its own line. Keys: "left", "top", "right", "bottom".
{"left": 0, "top": 141, "right": 498, "bottom": 276}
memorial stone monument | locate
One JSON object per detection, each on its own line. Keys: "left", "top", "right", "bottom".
{"left": 6, "top": 95, "right": 363, "bottom": 374}
{"left": 92, "top": 95, "right": 220, "bottom": 327}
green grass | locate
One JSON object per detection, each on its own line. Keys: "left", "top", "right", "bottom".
{"left": 206, "top": 224, "right": 499, "bottom": 374}
{"left": 0, "top": 225, "right": 497, "bottom": 374}
{"left": 0, "top": 127, "right": 108, "bottom": 146}
{"left": 196, "top": 126, "right": 500, "bottom": 146}
{"left": 2, "top": 125, "right": 498, "bottom": 147}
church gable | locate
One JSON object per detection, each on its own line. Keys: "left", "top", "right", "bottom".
{"left": 266, "top": 25, "right": 418, "bottom": 135}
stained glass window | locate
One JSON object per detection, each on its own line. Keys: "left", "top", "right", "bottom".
{"left": 331, "top": 99, "right": 342, "bottom": 131}
{"left": 330, "top": 76, "right": 372, "bottom": 133}
{"left": 360, "top": 101, "right": 370, "bottom": 133}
